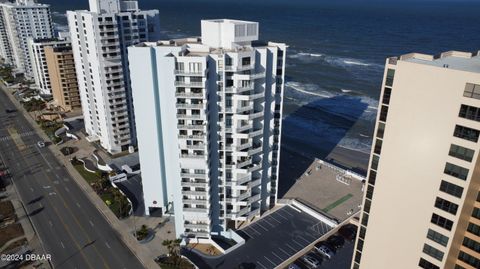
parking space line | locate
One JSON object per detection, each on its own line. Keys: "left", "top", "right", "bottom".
{"left": 245, "top": 226, "right": 261, "bottom": 235}
{"left": 285, "top": 243, "right": 298, "bottom": 252}
{"left": 264, "top": 219, "right": 276, "bottom": 228}
{"left": 264, "top": 256, "right": 276, "bottom": 266}
{"left": 276, "top": 212, "right": 289, "bottom": 220}
{"left": 283, "top": 207, "right": 294, "bottom": 217}
{"left": 297, "top": 235, "right": 310, "bottom": 244}
{"left": 257, "top": 261, "right": 267, "bottom": 269}
{"left": 292, "top": 239, "right": 304, "bottom": 248}
{"left": 278, "top": 247, "right": 291, "bottom": 256}
{"left": 255, "top": 222, "right": 269, "bottom": 232}
{"left": 267, "top": 214, "right": 281, "bottom": 224}
{"left": 241, "top": 229, "right": 254, "bottom": 238}
{"left": 271, "top": 251, "right": 284, "bottom": 261}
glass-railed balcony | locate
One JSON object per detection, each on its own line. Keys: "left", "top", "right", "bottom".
{"left": 174, "top": 81, "right": 205, "bottom": 87}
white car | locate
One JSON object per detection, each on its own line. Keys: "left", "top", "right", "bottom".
{"left": 301, "top": 254, "right": 320, "bottom": 268}
{"left": 316, "top": 245, "right": 334, "bottom": 259}
{"left": 37, "top": 141, "right": 45, "bottom": 148}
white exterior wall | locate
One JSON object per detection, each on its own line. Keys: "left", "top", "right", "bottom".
{"left": 0, "top": 1, "right": 53, "bottom": 75}
{"left": 67, "top": 0, "right": 160, "bottom": 153}
{"left": 129, "top": 19, "right": 286, "bottom": 239}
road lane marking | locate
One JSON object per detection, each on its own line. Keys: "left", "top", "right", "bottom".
{"left": 276, "top": 212, "right": 289, "bottom": 220}
{"left": 247, "top": 225, "right": 262, "bottom": 235}
{"left": 60, "top": 241, "right": 65, "bottom": 248}
{"left": 64, "top": 186, "right": 70, "bottom": 192}
{"left": 43, "top": 185, "right": 51, "bottom": 189}
{"left": 76, "top": 202, "right": 81, "bottom": 208}
{"left": 267, "top": 215, "right": 281, "bottom": 223}
{"left": 29, "top": 187, "right": 33, "bottom": 192}
{"left": 105, "top": 242, "right": 111, "bottom": 249}
{"left": 48, "top": 192, "right": 56, "bottom": 196}
{"left": 264, "top": 219, "right": 276, "bottom": 228}
{"left": 89, "top": 220, "right": 94, "bottom": 227}
{"left": 241, "top": 229, "right": 254, "bottom": 238}
{"left": 48, "top": 220, "right": 53, "bottom": 227}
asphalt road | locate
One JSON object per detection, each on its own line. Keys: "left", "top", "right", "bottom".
{"left": 0, "top": 88, "right": 144, "bottom": 269}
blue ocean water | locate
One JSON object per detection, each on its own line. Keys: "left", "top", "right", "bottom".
{"left": 46, "top": 0, "right": 480, "bottom": 172}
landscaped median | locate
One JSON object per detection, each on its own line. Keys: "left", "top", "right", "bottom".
{"left": 71, "top": 157, "right": 131, "bottom": 219}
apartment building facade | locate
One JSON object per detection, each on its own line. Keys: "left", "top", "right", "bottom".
{"left": 0, "top": 0, "right": 53, "bottom": 76}
{"left": 45, "top": 44, "right": 81, "bottom": 111}
{"left": 352, "top": 51, "right": 480, "bottom": 269}
{"left": 67, "top": 0, "right": 160, "bottom": 153}
{"left": 129, "top": 19, "right": 286, "bottom": 239}
{"left": 28, "top": 37, "right": 71, "bottom": 95}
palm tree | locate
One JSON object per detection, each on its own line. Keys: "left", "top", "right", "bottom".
{"left": 162, "top": 239, "right": 182, "bottom": 266}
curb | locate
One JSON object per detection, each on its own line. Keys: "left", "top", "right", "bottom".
{"left": 1, "top": 84, "right": 159, "bottom": 269}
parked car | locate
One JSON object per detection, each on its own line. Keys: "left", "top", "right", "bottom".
{"left": 317, "top": 245, "right": 335, "bottom": 259}
{"left": 37, "top": 141, "right": 45, "bottom": 148}
{"left": 327, "top": 234, "right": 345, "bottom": 250}
{"left": 288, "top": 262, "right": 302, "bottom": 269}
{"left": 301, "top": 253, "right": 320, "bottom": 268}
{"left": 5, "top": 108, "right": 16, "bottom": 113}
{"left": 338, "top": 224, "right": 358, "bottom": 241}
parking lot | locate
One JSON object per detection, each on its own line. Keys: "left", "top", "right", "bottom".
{"left": 183, "top": 205, "right": 334, "bottom": 269}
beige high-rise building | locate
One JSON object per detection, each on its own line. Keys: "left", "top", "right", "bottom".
{"left": 352, "top": 51, "right": 480, "bottom": 269}
{"left": 45, "top": 45, "right": 80, "bottom": 111}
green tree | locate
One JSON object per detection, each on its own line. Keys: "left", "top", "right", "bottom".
{"left": 162, "top": 238, "right": 182, "bottom": 266}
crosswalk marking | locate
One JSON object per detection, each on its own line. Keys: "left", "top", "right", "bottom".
{"left": 0, "top": 131, "right": 35, "bottom": 142}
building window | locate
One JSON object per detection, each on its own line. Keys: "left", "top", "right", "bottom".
{"left": 472, "top": 207, "right": 480, "bottom": 220}
{"left": 382, "top": 87, "right": 392, "bottom": 105}
{"left": 459, "top": 104, "right": 480, "bottom": 122}
{"left": 458, "top": 251, "right": 480, "bottom": 268}
{"left": 379, "top": 105, "right": 389, "bottom": 122}
{"left": 366, "top": 185, "right": 374, "bottom": 199}
{"left": 462, "top": 237, "right": 480, "bottom": 252}
{"left": 371, "top": 155, "right": 379, "bottom": 170}
{"left": 453, "top": 125, "right": 480, "bottom": 142}
{"left": 448, "top": 144, "right": 474, "bottom": 162}
{"left": 376, "top": 122, "right": 385, "bottom": 139}
{"left": 427, "top": 229, "right": 449, "bottom": 247}
{"left": 418, "top": 258, "right": 440, "bottom": 269}
{"left": 423, "top": 244, "right": 444, "bottom": 261}
{"left": 463, "top": 83, "right": 480, "bottom": 100}
{"left": 444, "top": 162, "right": 469, "bottom": 180}
{"left": 439, "top": 180, "right": 463, "bottom": 198}
{"left": 374, "top": 139, "right": 382, "bottom": 155}
{"left": 434, "top": 197, "right": 458, "bottom": 215}
{"left": 467, "top": 222, "right": 480, "bottom": 236}
{"left": 385, "top": 69, "right": 395, "bottom": 87}
{"left": 242, "top": 57, "right": 251, "bottom": 66}
{"left": 430, "top": 213, "right": 453, "bottom": 231}
{"left": 368, "top": 170, "right": 377, "bottom": 185}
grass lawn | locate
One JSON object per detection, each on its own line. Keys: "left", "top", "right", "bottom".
{"left": 0, "top": 200, "right": 15, "bottom": 219}
{"left": 72, "top": 163, "right": 101, "bottom": 184}
{"left": 0, "top": 223, "right": 24, "bottom": 248}
{"left": 158, "top": 257, "right": 195, "bottom": 269}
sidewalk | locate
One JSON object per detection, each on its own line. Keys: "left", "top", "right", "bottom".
{"left": 1, "top": 84, "right": 160, "bottom": 269}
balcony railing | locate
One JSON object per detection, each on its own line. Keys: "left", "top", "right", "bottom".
{"left": 174, "top": 70, "right": 205, "bottom": 76}
{"left": 174, "top": 81, "right": 205, "bottom": 87}
{"left": 175, "top": 103, "right": 205, "bottom": 109}
{"left": 183, "top": 207, "right": 208, "bottom": 213}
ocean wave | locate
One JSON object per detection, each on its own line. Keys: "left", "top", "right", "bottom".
{"left": 52, "top": 11, "right": 67, "bottom": 18}
{"left": 288, "top": 50, "right": 383, "bottom": 70}
{"left": 285, "top": 81, "right": 334, "bottom": 98}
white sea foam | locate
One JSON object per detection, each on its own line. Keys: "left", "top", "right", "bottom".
{"left": 285, "top": 81, "right": 333, "bottom": 98}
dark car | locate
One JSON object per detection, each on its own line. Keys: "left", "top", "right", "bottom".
{"left": 327, "top": 234, "right": 345, "bottom": 249}
{"left": 338, "top": 224, "right": 358, "bottom": 241}
{"left": 5, "top": 108, "right": 16, "bottom": 113}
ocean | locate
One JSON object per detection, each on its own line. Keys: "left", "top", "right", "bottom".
{"left": 44, "top": 0, "right": 480, "bottom": 191}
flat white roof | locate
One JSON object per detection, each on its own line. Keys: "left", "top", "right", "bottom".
{"left": 400, "top": 51, "right": 480, "bottom": 73}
